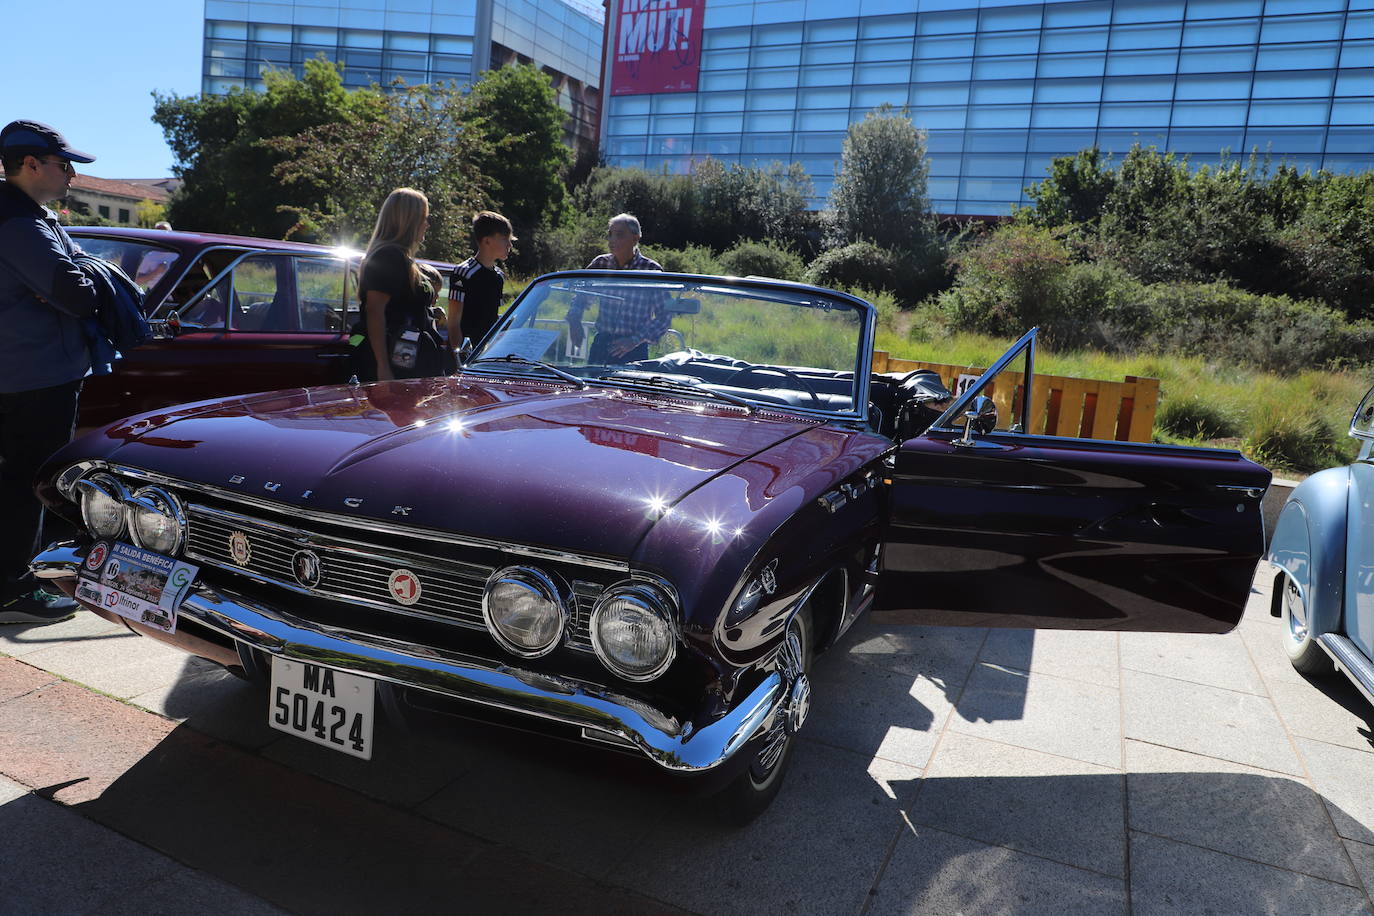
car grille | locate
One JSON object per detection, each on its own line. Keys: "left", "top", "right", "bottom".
{"left": 184, "top": 502, "right": 595, "bottom": 651}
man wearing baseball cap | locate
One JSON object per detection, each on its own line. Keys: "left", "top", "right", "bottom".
{"left": 0, "top": 119, "right": 100, "bottom": 625}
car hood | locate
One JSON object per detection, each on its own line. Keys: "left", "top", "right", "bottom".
{"left": 90, "top": 376, "right": 820, "bottom": 558}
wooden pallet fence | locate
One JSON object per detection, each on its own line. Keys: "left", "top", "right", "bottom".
{"left": 873, "top": 351, "right": 1161, "bottom": 443}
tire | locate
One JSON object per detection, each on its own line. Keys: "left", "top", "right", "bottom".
{"left": 717, "top": 604, "right": 813, "bottom": 825}
{"left": 1279, "top": 573, "right": 1334, "bottom": 676}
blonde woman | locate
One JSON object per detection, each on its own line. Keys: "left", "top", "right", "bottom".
{"left": 350, "top": 188, "right": 447, "bottom": 382}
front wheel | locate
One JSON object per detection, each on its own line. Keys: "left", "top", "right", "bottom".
{"left": 1280, "top": 574, "right": 1334, "bottom": 676}
{"left": 717, "top": 605, "right": 813, "bottom": 824}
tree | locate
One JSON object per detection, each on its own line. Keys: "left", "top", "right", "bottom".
{"left": 1023, "top": 148, "right": 1116, "bottom": 228}
{"left": 827, "top": 104, "right": 936, "bottom": 255}
{"left": 134, "top": 198, "right": 166, "bottom": 228}
{"left": 467, "top": 64, "right": 573, "bottom": 246}
{"left": 270, "top": 81, "right": 494, "bottom": 260}
{"left": 152, "top": 59, "right": 384, "bottom": 238}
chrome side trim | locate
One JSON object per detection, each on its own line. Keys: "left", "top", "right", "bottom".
{"left": 75, "top": 461, "right": 630, "bottom": 573}
{"left": 33, "top": 544, "right": 779, "bottom": 774}
{"left": 1319, "top": 633, "right": 1374, "bottom": 709}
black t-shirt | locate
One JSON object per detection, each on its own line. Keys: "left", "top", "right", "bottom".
{"left": 358, "top": 245, "right": 434, "bottom": 334}
{"left": 448, "top": 257, "right": 505, "bottom": 344}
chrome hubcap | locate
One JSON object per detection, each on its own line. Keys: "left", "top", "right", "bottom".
{"left": 785, "top": 673, "right": 811, "bottom": 736}
{"left": 1286, "top": 581, "right": 1308, "bottom": 642}
{"left": 756, "top": 620, "right": 807, "bottom": 774}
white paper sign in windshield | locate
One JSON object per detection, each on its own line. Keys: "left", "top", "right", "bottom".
{"left": 486, "top": 328, "right": 560, "bottom": 362}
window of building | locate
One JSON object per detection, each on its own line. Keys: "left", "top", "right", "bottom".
{"left": 118, "top": 208, "right": 130, "bottom": 223}
{"left": 1113, "top": 0, "right": 1184, "bottom": 25}
{"left": 1040, "top": 27, "right": 1109, "bottom": 54}
{"left": 1044, "top": 2, "right": 1111, "bottom": 29}
{"left": 1185, "top": 0, "right": 1261, "bottom": 18}
{"left": 98, "top": 205, "right": 110, "bottom": 218}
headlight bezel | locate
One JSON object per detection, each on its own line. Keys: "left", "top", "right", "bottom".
{"left": 590, "top": 579, "right": 679, "bottom": 682}
{"left": 482, "top": 565, "right": 571, "bottom": 659}
{"left": 75, "top": 472, "right": 129, "bottom": 540}
{"left": 124, "top": 485, "right": 187, "bottom": 555}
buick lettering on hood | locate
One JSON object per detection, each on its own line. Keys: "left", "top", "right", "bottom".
{"left": 32, "top": 271, "right": 1271, "bottom": 821}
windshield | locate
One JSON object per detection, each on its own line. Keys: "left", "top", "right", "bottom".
{"left": 72, "top": 236, "right": 182, "bottom": 293}
{"left": 471, "top": 273, "right": 868, "bottom": 414}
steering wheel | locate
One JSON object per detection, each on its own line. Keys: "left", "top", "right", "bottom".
{"left": 720, "top": 365, "right": 823, "bottom": 407}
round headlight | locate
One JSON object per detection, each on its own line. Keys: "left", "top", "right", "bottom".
{"left": 482, "top": 566, "right": 569, "bottom": 658}
{"left": 591, "top": 581, "right": 677, "bottom": 682}
{"left": 125, "top": 486, "right": 186, "bottom": 555}
{"left": 76, "top": 473, "right": 127, "bottom": 540}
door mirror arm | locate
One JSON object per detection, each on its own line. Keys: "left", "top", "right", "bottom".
{"left": 953, "top": 396, "right": 997, "bottom": 447}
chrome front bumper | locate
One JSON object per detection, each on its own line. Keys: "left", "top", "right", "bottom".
{"left": 32, "top": 543, "right": 782, "bottom": 773}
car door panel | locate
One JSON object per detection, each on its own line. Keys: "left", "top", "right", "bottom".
{"left": 873, "top": 430, "right": 1271, "bottom": 633}
{"left": 77, "top": 252, "right": 353, "bottom": 432}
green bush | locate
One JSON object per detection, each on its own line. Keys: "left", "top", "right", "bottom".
{"left": 525, "top": 213, "right": 607, "bottom": 273}
{"left": 717, "top": 239, "right": 806, "bottom": 281}
{"left": 936, "top": 225, "right": 1105, "bottom": 347}
{"left": 1156, "top": 395, "right": 1242, "bottom": 440}
{"left": 805, "top": 241, "right": 904, "bottom": 294}
{"left": 642, "top": 244, "right": 722, "bottom": 275}
{"left": 1104, "top": 281, "right": 1374, "bottom": 374}
{"left": 1244, "top": 406, "right": 1345, "bottom": 475}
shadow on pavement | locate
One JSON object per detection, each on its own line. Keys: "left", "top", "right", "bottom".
{"left": 53, "top": 711, "right": 1374, "bottom": 916}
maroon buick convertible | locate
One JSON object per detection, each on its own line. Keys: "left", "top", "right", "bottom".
{"left": 70, "top": 226, "right": 452, "bottom": 430}
{"left": 31, "top": 271, "right": 1271, "bottom": 820}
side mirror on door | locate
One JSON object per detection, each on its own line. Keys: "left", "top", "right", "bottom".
{"left": 147, "top": 317, "right": 179, "bottom": 340}
{"left": 954, "top": 395, "right": 998, "bottom": 447}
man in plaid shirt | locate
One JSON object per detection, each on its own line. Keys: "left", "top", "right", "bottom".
{"left": 566, "top": 213, "right": 668, "bottom": 363}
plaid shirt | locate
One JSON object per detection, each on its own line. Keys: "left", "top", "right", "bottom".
{"left": 566, "top": 249, "right": 670, "bottom": 341}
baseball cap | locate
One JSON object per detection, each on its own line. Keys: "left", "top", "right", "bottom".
{"left": 0, "top": 120, "right": 95, "bottom": 163}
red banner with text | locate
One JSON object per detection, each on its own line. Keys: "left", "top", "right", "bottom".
{"left": 611, "top": 0, "right": 706, "bottom": 96}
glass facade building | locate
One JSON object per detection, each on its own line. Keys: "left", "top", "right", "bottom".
{"left": 601, "top": 0, "right": 1374, "bottom": 214}
{"left": 203, "top": 0, "right": 604, "bottom": 147}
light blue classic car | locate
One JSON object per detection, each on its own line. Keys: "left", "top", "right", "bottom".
{"left": 1270, "top": 385, "right": 1374, "bottom": 692}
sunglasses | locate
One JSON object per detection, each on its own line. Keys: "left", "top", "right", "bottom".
{"left": 41, "top": 157, "right": 75, "bottom": 175}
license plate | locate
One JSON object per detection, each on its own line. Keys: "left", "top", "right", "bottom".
{"left": 268, "top": 658, "right": 375, "bottom": 760}
{"left": 76, "top": 540, "right": 199, "bottom": 635}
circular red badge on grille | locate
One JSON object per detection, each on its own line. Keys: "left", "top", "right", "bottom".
{"left": 84, "top": 541, "right": 109, "bottom": 572}
{"left": 388, "top": 568, "right": 422, "bottom": 606}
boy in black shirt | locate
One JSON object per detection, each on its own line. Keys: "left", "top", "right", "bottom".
{"left": 447, "top": 211, "right": 513, "bottom": 351}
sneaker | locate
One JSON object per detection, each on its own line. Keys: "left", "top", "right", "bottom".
{"left": 0, "top": 589, "right": 77, "bottom": 625}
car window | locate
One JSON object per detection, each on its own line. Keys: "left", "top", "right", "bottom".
{"left": 168, "top": 249, "right": 244, "bottom": 325}
{"left": 228, "top": 254, "right": 288, "bottom": 331}
{"left": 295, "top": 257, "right": 349, "bottom": 331}
{"left": 930, "top": 335, "right": 1034, "bottom": 436}
{"left": 71, "top": 237, "right": 181, "bottom": 293}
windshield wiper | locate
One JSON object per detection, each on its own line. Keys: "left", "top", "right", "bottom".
{"left": 599, "top": 370, "right": 754, "bottom": 413}
{"left": 467, "top": 355, "right": 587, "bottom": 389}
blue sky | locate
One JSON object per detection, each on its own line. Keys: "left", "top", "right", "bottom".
{"left": 1, "top": 1, "right": 204, "bottom": 179}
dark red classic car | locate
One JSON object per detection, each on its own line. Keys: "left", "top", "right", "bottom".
{"left": 31, "top": 271, "right": 1272, "bottom": 820}
{"left": 70, "top": 227, "right": 453, "bottom": 430}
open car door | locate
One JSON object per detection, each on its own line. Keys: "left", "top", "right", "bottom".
{"left": 872, "top": 330, "right": 1271, "bottom": 634}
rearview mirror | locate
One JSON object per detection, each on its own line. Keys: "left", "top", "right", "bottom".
{"left": 665, "top": 297, "right": 701, "bottom": 315}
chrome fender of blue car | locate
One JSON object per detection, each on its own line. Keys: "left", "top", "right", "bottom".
{"left": 1269, "top": 466, "right": 1352, "bottom": 638}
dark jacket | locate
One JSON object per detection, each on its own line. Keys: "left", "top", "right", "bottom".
{"left": 0, "top": 181, "right": 98, "bottom": 393}
{"left": 72, "top": 253, "right": 150, "bottom": 375}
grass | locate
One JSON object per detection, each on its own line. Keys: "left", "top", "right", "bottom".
{"left": 882, "top": 329, "right": 1369, "bottom": 477}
